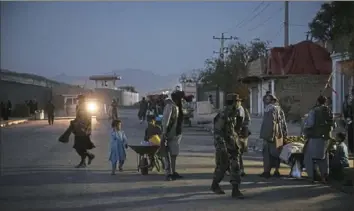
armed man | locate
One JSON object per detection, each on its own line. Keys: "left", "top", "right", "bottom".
{"left": 236, "top": 97, "right": 251, "bottom": 176}
{"left": 303, "top": 95, "right": 334, "bottom": 183}
{"left": 211, "top": 93, "right": 244, "bottom": 199}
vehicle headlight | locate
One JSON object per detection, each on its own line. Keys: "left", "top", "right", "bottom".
{"left": 87, "top": 102, "right": 97, "bottom": 113}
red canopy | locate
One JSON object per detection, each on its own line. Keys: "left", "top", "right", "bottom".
{"left": 267, "top": 41, "right": 332, "bottom": 75}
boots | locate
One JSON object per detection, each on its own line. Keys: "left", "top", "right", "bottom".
{"left": 231, "top": 184, "right": 244, "bottom": 199}
{"left": 75, "top": 159, "right": 86, "bottom": 168}
{"left": 210, "top": 180, "right": 225, "bottom": 194}
{"left": 165, "top": 174, "right": 175, "bottom": 181}
{"left": 87, "top": 153, "right": 95, "bottom": 165}
{"left": 259, "top": 172, "right": 271, "bottom": 179}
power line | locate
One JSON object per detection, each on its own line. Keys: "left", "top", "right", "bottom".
{"left": 284, "top": 1, "right": 289, "bottom": 46}
{"left": 238, "top": 2, "right": 271, "bottom": 29}
{"left": 270, "top": 23, "right": 284, "bottom": 44}
{"left": 248, "top": 6, "right": 284, "bottom": 32}
{"left": 289, "top": 23, "right": 306, "bottom": 27}
{"left": 253, "top": 1, "right": 265, "bottom": 12}
{"left": 225, "top": 1, "right": 265, "bottom": 33}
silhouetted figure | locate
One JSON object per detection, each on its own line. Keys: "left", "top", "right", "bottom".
{"left": 138, "top": 97, "right": 149, "bottom": 123}
{"left": 7, "top": 100, "right": 12, "bottom": 118}
{"left": 1, "top": 101, "right": 8, "bottom": 120}
{"left": 46, "top": 100, "right": 55, "bottom": 125}
{"left": 27, "top": 100, "right": 34, "bottom": 115}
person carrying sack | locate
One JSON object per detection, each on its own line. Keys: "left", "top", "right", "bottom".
{"left": 58, "top": 95, "right": 95, "bottom": 168}
{"left": 259, "top": 94, "right": 287, "bottom": 178}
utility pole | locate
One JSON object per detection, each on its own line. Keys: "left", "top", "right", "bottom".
{"left": 284, "top": 1, "right": 289, "bottom": 47}
{"left": 213, "top": 32, "right": 235, "bottom": 61}
{"left": 306, "top": 31, "right": 310, "bottom": 41}
{"left": 212, "top": 33, "right": 236, "bottom": 109}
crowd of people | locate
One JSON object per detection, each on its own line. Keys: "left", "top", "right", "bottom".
{"left": 211, "top": 91, "right": 351, "bottom": 199}
{"left": 138, "top": 94, "right": 167, "bottom": 124}
{"left": 0, "top": 98, "right": 56, "bottom": 124}
{"left": 56, "top": 89, "right": 351, "bottom": 200}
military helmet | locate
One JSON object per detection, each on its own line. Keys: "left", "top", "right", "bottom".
{"left": 226, "top": 93, "right": 242, "bottom": 101}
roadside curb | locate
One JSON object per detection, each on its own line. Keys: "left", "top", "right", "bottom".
{"left": 0, "top": 119, "right": 29, "bottom": 128}
{"left": 0, "top": 116, "right": 75, "bottom": 128}
{"left": 55, "top": 117, "right": 76, "bottom": 120}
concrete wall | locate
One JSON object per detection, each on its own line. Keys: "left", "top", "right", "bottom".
{"left": 119, "top": 90, "right": 139, "bottom": 106}
{"left": 0, "top": 80, "right": 52, "bottom": 116}
{"left": 0, "top": 80, "right": 52, "bottom": 107}
{"left": 196, "top": 101, "right": 213, "bottom": 115}
{"left": 93, "top": 88, "right": 139, "bottom": 106}
{"left": 0, "top": 69, "right": 88, "bottom": 116}
{"left": 94, "top": 88, "right": 121, "bottom": 105}
{"left": 182, "top": 82, "right": 197, "bottom": 97}
{"left": 275, "top": 75, "right": 331, "bottom": 120}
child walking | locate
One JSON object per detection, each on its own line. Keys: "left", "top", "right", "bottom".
{"left": 109, "top": 119, "right": 128, "bottom": 175}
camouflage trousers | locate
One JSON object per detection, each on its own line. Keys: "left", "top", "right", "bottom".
{"left": 213, "top": 149, "right": 241, "bottom": 185}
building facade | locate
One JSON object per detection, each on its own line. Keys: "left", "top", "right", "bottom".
{"left": 331, "top": 53, "right": 354, "bottom": 116}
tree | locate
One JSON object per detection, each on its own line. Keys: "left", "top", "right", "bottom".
{"left": 179, "top": 69, "right": 203, "bottom": 83}
{"left": 119, "top": 86, "right": 137, "bottom": 93}
{"left": 179, "top": 73, "right": 188, "bottom": 83}
{"left": 308, "top": 2, "right": 354, "bottom": 57}
{"left": 198, "top": 38, "right": 269, "bottom": 93}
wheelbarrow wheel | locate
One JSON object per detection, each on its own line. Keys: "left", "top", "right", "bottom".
{"left": 139, "top": 156, "right": 149, "bottom": 175}
{"left": 153, "top": 155, "right": 161, "bottom": 172}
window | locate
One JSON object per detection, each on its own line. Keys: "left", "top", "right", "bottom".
{"left": 66, "top": 98, "right": 72, "bottom": 105}
{"left": 268, "top": 81, "right": 272, "bottom": 92}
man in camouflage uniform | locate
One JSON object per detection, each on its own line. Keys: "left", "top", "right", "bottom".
{"left": 211, "top": 93, "right": 244, "bottom": 199}
{"left": 236, "top": 99, "right": 251, "bottom": 176}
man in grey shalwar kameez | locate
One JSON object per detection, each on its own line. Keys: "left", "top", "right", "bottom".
{"left": 161, "top": 92, "right": 182, "bottom": 181}
{"left": 303, "top": 96, "right": 333, "bottom": 183}
{"left": 259, "top": 95, "right": 287, "bottom": 178}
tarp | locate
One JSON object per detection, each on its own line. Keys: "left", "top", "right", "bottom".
{"left": 267, "top": 41, "right": 332, "bottom": 75}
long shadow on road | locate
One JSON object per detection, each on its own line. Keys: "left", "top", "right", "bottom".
{"left": 1, "top": 168, "right": 354, "bottom": 210}
{"left": 20, "top": 181, "right": 354, "bottom": 211}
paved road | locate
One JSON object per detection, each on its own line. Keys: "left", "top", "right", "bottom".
{"left": 0, "top": 109, "right": 353, "bottom": 211}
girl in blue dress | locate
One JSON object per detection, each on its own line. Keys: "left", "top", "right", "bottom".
{"left": 109, "top": 119, "right": 128, "bottom": 175}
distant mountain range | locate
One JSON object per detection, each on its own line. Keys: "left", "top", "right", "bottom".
{"left": 50, "top": 68, "right": 180, "bottom": 96}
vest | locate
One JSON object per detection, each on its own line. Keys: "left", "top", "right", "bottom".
{"left": 309, "top": 105, "right": 332, "bottom": 139}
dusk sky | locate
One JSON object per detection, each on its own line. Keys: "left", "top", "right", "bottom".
{"left": 1, "top": 1, "right": 323, "bottom": 77}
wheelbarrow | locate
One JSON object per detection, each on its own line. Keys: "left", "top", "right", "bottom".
{"left": 129, "top": 145, "right": 163, "bottom": 175}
